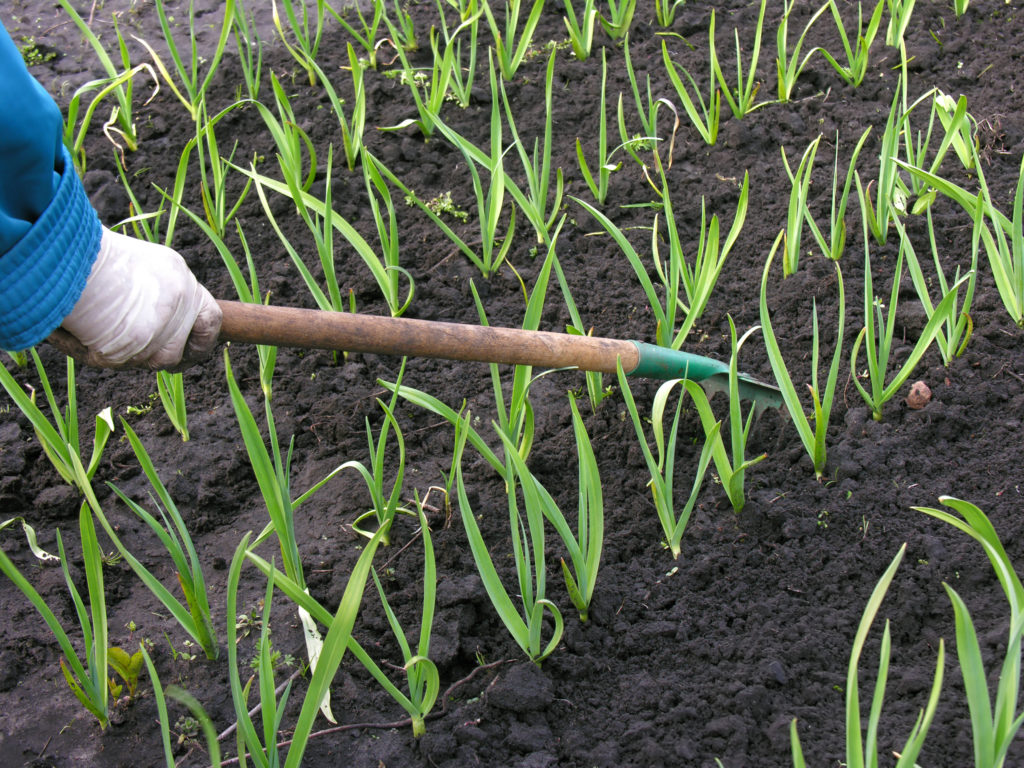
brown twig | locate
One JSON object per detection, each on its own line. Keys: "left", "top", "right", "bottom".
{"left": 378, "top": 526, "right": 424, "bottom": 570}
{"left": 216, "top": 665, "right": 305, "bottom": 743}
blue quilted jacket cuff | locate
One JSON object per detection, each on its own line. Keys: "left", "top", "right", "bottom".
{"left": 0, "top": 146, "right": 101, "bottom": 351}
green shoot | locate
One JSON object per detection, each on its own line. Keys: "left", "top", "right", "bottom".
{"left": 305, "top": 44, "right": 366, "bottom": 171}
{"left": 62, "top": 501, "right": 110, "bottom": 729}
{"left": 327, "top": 0, "right": 385, "bottom": 66}
{"left": 776, "top": 0, "right": 829, "bottom": 102}
{"left": 342, "top": 361, "right": 411, "bottom": 543}
{"left": 888, "top": 65, "right": 978, "bottom": 209}
{"left": 155, "top": 370, "right": 188, "bottom": 442}
{"left": 759, "top": 231, "right": 845, "bottom": 479}
{"left": 378, "top": 239, "right": 559, "bottom": 484}
{"left": 802, "top": 128, "right": 872, "bottom": 261}
{"left": 381, "top": 10, "right": 462, "bottom": 138}
{"left": 478, "top": 237, "right": 558, "bottom": 462}
{"left": 231, "top": 0, "right": 264, "bottom": 99}
{"left": 387, "top": 0, "right": 419, "bottom": 54}
{"left": 552, "top": 227, "right": 613, "bottom": 412}
{"left": 139, "top": 644, "right": 181, "bottom": 767}
{"left": 136, "top": 0, "right": 236, "bottom": 122}
{"left": 371, "top": 497, "right": 440, "bottom": 736}
{"left": 226, "top": 542, "right": 291, "bottom": 766}
{"left": 101, "top": 421, "right": 218, "bottom": 659}
{"left": 562, "top": 0, "right": 597, "bottom": 60}
{"left": 237, "top": 521, "right": 390, "bottom": 768}
{"left": 247, "top": 533, "right": 448, "bottom": 746}
{"left": 895, "top": 211, "right": 976, "bottom": 365}
{"left": 63, "top": 65, "right": 157, "bottom": 175}
{"left": 790, "top": 543, "right": 944, "bottom": 768}
{"left": 892, "top": 151, "right": 1014, "bottom": 256}
{"left": 453, "top": 410, "right": 564, "bottom": 663}
{"left": 680, "top": 319, "right": 766, "bottom": 513}
{"left": 575, "top": 166, "right": 749, "bottom": 350}
{"left": 710, "top": 0, "right": 768, "bottom": 119}
{"left": 849, "top": 192, "right": 965, "bottom": 420}
{"left": 655, "top": 0, "right": 686, "bottom": 27}
{"left": 192, "top": 100, "right": 254, "bottom": 238}
{"left": 599, "top": 0, "right": 637, "bottom": 40}
{"left": 252, "top": 149, "right": 346, "bottom": 314}
{"left": 914, "top": 497, "right": 1024, "bottom": 768}
{"left": 856, "top": 78, "right": 907, "bottom": 245}
{"left": 972, "top": 155, "right": 1024, "bottom": 327}
{"left": 620, "top": 35, "right": 679, "bottom": 169}
{"left": 363, "top": 147, "right": 416, "bottom": 316}
{"left": 780, "top": 135, "right": 820, "bottom": 276}
{"left": 813, "top": 0, "right": 885, "bottom": 88}
{"left": 0, "top": 499, "right": 110, "bottom": 728}
{"left": 428, "top": 53, "right": 516, "bottom": 278}
{"left": 481, "top": 0, "right": 544, "bottom": 80}
{"left": 441, "top": 0, "right": 478, "bottom": 22}
{"left": 515, "top": 394, "right": 604, "bottom": 622}
{"left": 886, "top": 0, "right": 917, "bottom": 47}
{"left": 225, "top": 352, "right": 302, "bottom": 583}
{"left": 226, "top": 350, "right": 364, "bottom": 723}
{"left": 4, "top": 350, "right": 27, "bottom": 368}
{"left": 661, "top": 38, "right": 721, "bottom": 146}
{"left": 433, "top": 0, "right": 481, "bottom": 107}
{"left": 272, "top": 0, "right": 327, "bottom": 86}
{"left": 113, "top": 140, "right": 180, "bottom": 248}
{"left": 245, "top": 150, "right": 413, "bottom": 317}
{"left": 254, "top": 72, "right": 319, "bottom": 201}
{"left": 500, "top": 49, "right": 565, "bottom": 245}
{"left": 434, "top": 0, "right": 466, "bottom": 23}
{"left": 576, "top": 48, "right": 623, "bottom": 205}
{"left": 932, "top": 91, "right": 978, "bottom": 172}
{"left": 55, "top": 0, "right": 142, "bottom": 151}
{"left": 616, "top": 361, "right": 718, "bottom": 560}
{"left": 0, "top": 350, "right": 114, "bottom": 493}
{"left": 244, "top": 527, "right": 442, "bottom": 750}
{"left": 107, "top": 646, "right": 144, "bottom": 700}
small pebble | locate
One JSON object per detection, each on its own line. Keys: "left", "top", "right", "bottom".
{"left": 906, "top": 381, "right": 932, "bottom": 409}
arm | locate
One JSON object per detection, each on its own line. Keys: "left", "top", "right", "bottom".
{"left": 0, "top": 20, "right": 100, "bottom": 352}
{"left": 0, "top": 20, "right": 220, "bottom": 369}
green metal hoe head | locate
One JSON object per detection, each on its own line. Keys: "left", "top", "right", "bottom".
{"left": 628, "top": 342, "right": 785, "bottom": 417}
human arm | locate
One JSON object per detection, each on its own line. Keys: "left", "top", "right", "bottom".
{"left": 0, "top": 19, "right": 220, "bottom": 369}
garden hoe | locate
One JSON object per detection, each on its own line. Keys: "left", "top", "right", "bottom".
{"left": 50, "top": 300, "right": 784, "bottom": 413}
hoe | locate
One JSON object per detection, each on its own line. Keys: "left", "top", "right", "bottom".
{"left": 51, "top": 300, "right": 784, "bottom": 412}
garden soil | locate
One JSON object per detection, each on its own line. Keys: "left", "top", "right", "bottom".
{"left": 3, "top": 1, "right": 1024, "bottom": 766}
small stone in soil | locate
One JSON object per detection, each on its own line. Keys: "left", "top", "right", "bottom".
{"left": 907, "top": 380, "right": 932, "bottom": 409}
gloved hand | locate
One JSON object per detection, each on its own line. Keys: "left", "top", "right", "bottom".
{"left": 60, "top": 227, "right": 222, "bottom": 370}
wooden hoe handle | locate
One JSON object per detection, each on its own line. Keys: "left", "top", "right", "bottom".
{"left": 218, "top": 301, "right": 640, "bottom": 374}
{"left": 45, "top": 300, "right": 786, "bottom": 410}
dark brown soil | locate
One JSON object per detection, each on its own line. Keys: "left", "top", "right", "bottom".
{"left": 3, "top": 1, "right": 1024, "bottom": 767}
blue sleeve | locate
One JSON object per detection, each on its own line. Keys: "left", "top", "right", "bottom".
{"left": 0, "top": 19, "right": 101, "bottom": 351}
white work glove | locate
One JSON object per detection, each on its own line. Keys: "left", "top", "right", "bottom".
{"left": 60, "top": 227, "right": 222, "bottom": 370}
